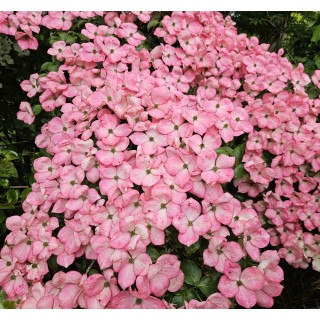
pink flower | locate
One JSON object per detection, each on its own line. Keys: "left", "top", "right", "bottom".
{"left": 59, "top": 165, "right": 88, "bottom": 199}
{"left": 172, "top": 198, "right": 210, "bottom": 246}
{"left": 1, "top": 271, "right": 29, "bottom": 299}
{"left": 52, "top": 271, "right": 86, "bottom": 308}
{"left": 187, "top": 130, "right": 222, "bottom": 154}
{"left": 94, "top": 113, "right": 132, "bottom": 146}
{"left": 203, "top": 237, "right": 245, "bottom": 272}
{"left": 41, "top": 12, "right": 74, "bottom": 30}
{"left": 81, "top": 270, "right": 120, "bottom": 308}
{"left": 17, "top": 102, "right": 35, "bottom": 125}
{"left": 108, "top": 290, "right": 166, "bottom": 309}
{"left": 20, "top": 282, "right": 50, "bottom": 309}
{"left": 312, "top": 70, "right": 320, "bottom": 89}
{"left": 118, "top": 23, "right": 146, "bottom": 46}
{"left": 34, "top": 157, "right": 60, "bottom": 183}
{"left": 130, "top": 155, "right": 163, "bottom": 187}
{"left": 96, "top": 138, "right": 129, "bottom": 166}
{"left": 79, "top": 42, "right": 104, "bottom": 63}
{"left": 47, "top": 41, "right": 66, "bottom": 59}
{"left": 165, "top": 152, "right": 198, "bottom": 188}
{"left": 110, "top": 216, "right": 149, "bottom": 251}
{"left": 130, "top": 125, "right": 167, "bottom": 155}
{"left": 291, "top": 63, "right": 311, "bottom": 90}
{"left": 182, "top": 109, "right": 216, "bottom": 135}
{"left": 15, "top": 31, "right": 38, "bottom": 50}
{"left": 136, "top": 254, "right": 184, "bottom": 297}
{"left": 243, "top": 222, "right": 270, "bottom": 261}
{"left": 26, "top": 260, "right": 49, "bottom": 282}
{"left": 218, "top": 263, "right": 265, "bottom": 309}
{"left": 186, "top": 293, "right": 231, "bottom": 309}
{"left": 96, "top": 36, "right": 127, "bottom": 63}
{"left": 99, "top": 162, "right": 133, "bottom": 197}
{"left": 132, "top": 11, "right": 152, "bottom": 23}
{"left": 3, "top": 10, "right": 320, "bottom": 310}
{"left": 158, "top": 110, "right": 194, "bottom": 146}
{"left": 116, "top": 252, "right": 152, "bottom": 290}
{"left": 20, "top": 73, "right": 42, "bottom": 98}
{"left": 197, "top": 150, "right": 235, "bottom": 184}
{"left": 144, "top": 186, "right": 180, "bottom": 230}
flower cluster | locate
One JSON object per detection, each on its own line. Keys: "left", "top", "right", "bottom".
{"left": 0, "top": 11, "right": 105, "bottom": 50}
{"left": 0, "top": 10, "right": 320, "bottom": 309}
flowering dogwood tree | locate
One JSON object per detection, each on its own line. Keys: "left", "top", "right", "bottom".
{"left": 0, "top": 10, "right": 320, "bottom": 309}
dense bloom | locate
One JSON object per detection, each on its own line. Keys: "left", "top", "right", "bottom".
{"left": 1, "top": 10, "right": 320, "bottom": 310}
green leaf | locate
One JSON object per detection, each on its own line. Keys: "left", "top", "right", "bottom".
{"left": 32, "top": 104, "right": 42, "bottom": 116}
{"left": 184, "top": 288, "right": 199, "bottom": 301}
{"left": 76, "top": 19, "right": 87, "bottom": 29}
{"left": 307, "top": 87, "right": 320, "bottom": 99}
{"left": 0, "top": 291, "right": 15, "bottom": 309}
{"left": 136, "top": 41, "right": 152, "bottom": 52}
{"left": 197, "top": 275, "right": 220, "bottom": 297}
{"left": 147, "top": 20, "right": 159, "bottom": 31}
{"left": 40, "top": 62, "right": 59, "bottom": 72}
{"left": 49, "top": 36, "right": 59, "bottom": 46}
{"left": 234, "top": 143, "right": 246, "bottom": 162}
{"left": 0, "top": 210, "right": 5, "bottom": 223}
{"left": 315, "top": 55, "right": 320, "bottom": 69}
{"left": 146, "top": 246, "right": 160, "bottom": 263}
{"left": 40, "top": 61, "right": 52, "bottom": 71}
{"left": 28, "top": 173, "right": 35, "bottom": 185}
{"left": 76, "top": 259, "right": 88, "bottom": 273}
{"left": 20, "top": 188, "right": 31, "bottom": 200}
{"left": 37, "top": 33, "right": 44, "bottom": 41}
{"left": 6, "top": 189, "right": 19, "bottom": 203}
{"left": 151, "top": 12, "right": 163, "bottom": 22}
{"left": 311, "top": 25, "right": 320, "bottom": 42}
{"left": 88, "top": 269, "right": 99, "bottom": 276}
{"left": 184, "top": 239, "right": 201, "bottom": 255}
{"left": 78, "top": 33, "right": 90, "bottom": 42}
{"left": 2, "top": 150, "right": 19, "bottom": 161}
{"left": 2, "top": 300, "right": 16, "bottom": 309}
{"left": 0, "top": 178, "right": 9, "bottom": 187}
{"left": 215, "top": 146, "right": 234, "bottom": 157}
{"left": 58, "top": 32, "right": 68, "bottom": 41}
{"left": 262, "top": 150, "right": 275, "bottom": 166}
{"left": 65, "top": 35, "right": 77, "bottom": 44}
{"left": 0, "top": 159, "right": 18, "bottom": 179}
{"left": 48, "top": 255, "right": 59, "bottom": 272}
{"left": 0, "top": 290, "right": 5, "bottom": 301}
{"left": 180, "top": 260, "right": 202, "bottom": 286}
{"left": 0, "top": 205, "right": 14, "bottom": 210}
{"left": 171, "top": 295, "right": 184, "bottom": 308}
{"left": 0, "top": 223, "right": 7, "bottom": 236}
{"left": 234, "top": 164, "right": 246, "bottom": 179}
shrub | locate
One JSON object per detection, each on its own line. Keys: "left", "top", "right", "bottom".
{"left": 0, "top": 10, "right": 320, "bottom": 309}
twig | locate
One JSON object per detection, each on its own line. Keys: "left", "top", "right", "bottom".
{"left": 7, "top": 186, "right": 29, "bottom": 189}
{"left": 85, "top": 260, "right": 95, "bottom": 274}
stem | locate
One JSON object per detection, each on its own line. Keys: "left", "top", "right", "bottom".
{"left": 7, "top": 186, "right": 29, "bottom": 189}
{"left": 85, "top": 260, "right": 95, "bottom": 274}
{"left": 195, "top": 290, "right": 202, "bottom": 301}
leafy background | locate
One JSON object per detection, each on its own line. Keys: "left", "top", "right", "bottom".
{"left": 1, "top": 11, "right": 320, "bottom": 308}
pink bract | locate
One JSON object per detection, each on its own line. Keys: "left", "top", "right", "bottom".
{"left": 1, "top": 10, "right": 320, "bottom": 310}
